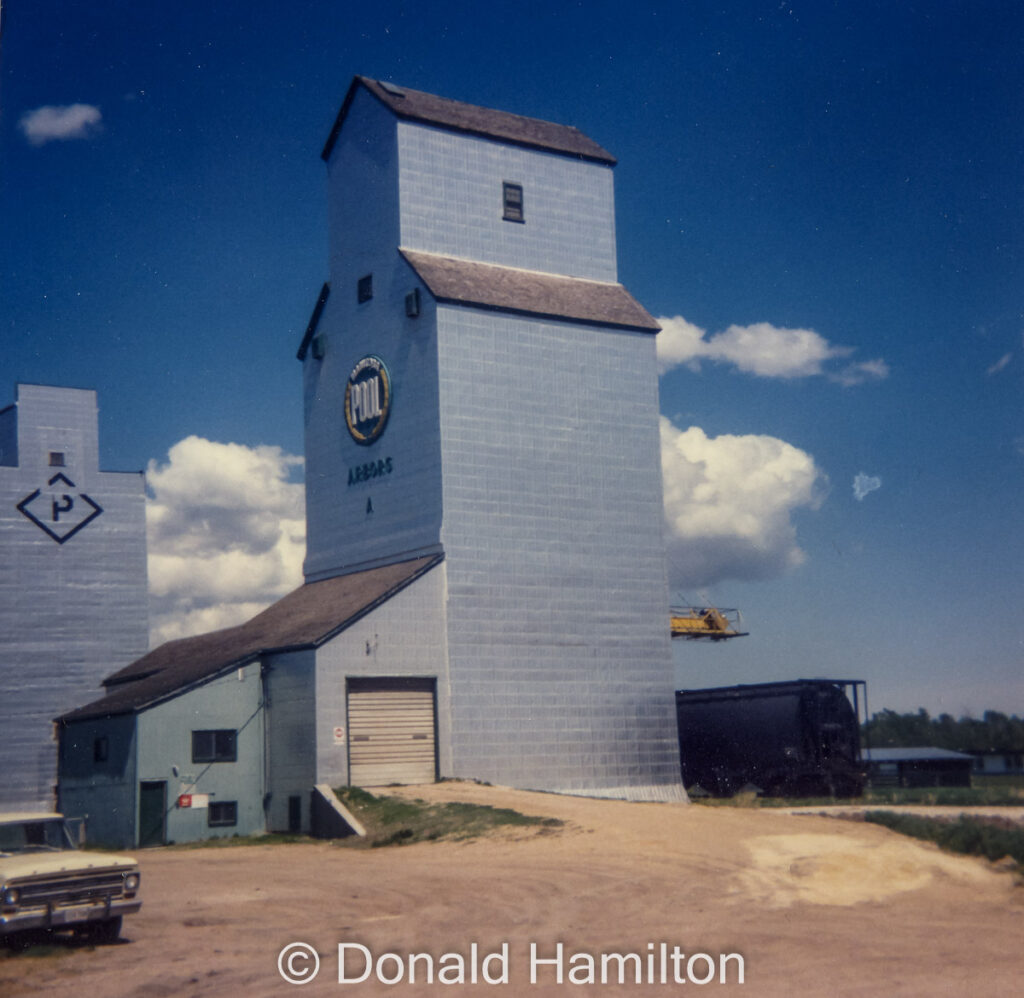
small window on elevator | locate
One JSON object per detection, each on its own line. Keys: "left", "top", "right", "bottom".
{"left": 357, "top": 274, "right": 373, "bottom": 303}
{"left": 93, "top": 736, "right": 109, "bottom": 763}
{"left": 502, "top": 182, "right": 524, "bottom": 223}
{"left": 49, "top": 452, "right": 65, "bottom": 467}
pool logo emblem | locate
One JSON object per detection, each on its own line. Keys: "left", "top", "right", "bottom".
{"left": 345, "top": 355, "right": 391, "bottom": 446}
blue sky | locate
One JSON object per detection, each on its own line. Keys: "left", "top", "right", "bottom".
{"left": 2, "top": 1, "right": 1021, "bottom": 717}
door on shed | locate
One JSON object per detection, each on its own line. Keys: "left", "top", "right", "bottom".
{"left": 347, "top": 677, "right": 437, "bottom": 786}
{"left": 138, "top": 780, "right": 167, "bottom": 847}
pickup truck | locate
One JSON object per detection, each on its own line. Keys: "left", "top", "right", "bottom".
{"left": 0, "top": 812, "right": 141, "bottom": 943}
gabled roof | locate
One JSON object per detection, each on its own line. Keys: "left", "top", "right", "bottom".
{"left": 399, "top": 249, "right": 660, "bottom": 333}
{"left": 59, "top": 555, "right": 442, "bottom": 722}
{"left": 322, "top": 76, "right": 616, "bottom": 165}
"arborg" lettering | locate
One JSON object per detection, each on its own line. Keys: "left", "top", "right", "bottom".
{"left": 348, "top": 457, "right": 393, "bottom": 486}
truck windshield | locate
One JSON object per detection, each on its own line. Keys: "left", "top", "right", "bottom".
{"left": 0, "top": 820, "right": 74, "bottom": 854}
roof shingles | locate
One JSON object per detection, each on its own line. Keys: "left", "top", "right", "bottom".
{"left": 323, "top": 76, "right": 616, "bottom": 165}
{"left": 400, "top": 249, "right": 660, "bottom": 333}
{"left": 60, "top": 556, "right": 441, "bottom": 722}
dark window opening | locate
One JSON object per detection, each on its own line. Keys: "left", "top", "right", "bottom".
{"left": 288, "top": 795, "right": 301, "bottom": 833}
{"left": 48, "top": 452, "right": 65, "bottom": 467}
{"left": 357, "top": 274, "right": 373, "bottom": 303}
{"left": 208, "top": 801, "right": 238, "bottom": 827}
{"left": 192, "top": 729, "right": 237, "bottom": 764}
{"left": 502, "top": 182, "right": 524, "bottom": 222}
{"left": 93, "top": 736, "right": 109, "bottom": 763}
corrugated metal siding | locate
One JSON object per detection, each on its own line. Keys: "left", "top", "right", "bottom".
{"left": 2, "top": 385, "right": 148, "bottom": 810}
{"left": 437, "top": 307, "right": 685, "bottom": 799}
{"left": 347, "top": 681, "right": 436, "bottom": 786}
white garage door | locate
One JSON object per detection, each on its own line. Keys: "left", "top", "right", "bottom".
{"left": 347, "top": 679, "right": 437, "bottom": 786}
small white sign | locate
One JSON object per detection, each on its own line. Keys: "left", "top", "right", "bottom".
{"left": 191, "top": 794, "right": 210, "bottom": 809}
{"left": 333, "top": 726, "right": 346, "bottom": 745}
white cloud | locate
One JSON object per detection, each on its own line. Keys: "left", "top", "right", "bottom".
{"left": 656, "top": 316, "right": 708, "bottom": 374}
{"left": 146, "top": 424, "right": 826, "bottom": 641}
{"left": 832, "top": 357, "right": 891, "bottom": 386}
{"left": 146, "top": 437, "right": 305, "bottom": 645}
{"left": 853, "top": 472, "right": 882, "bottom": 501}
{"left": 706, "top": 322, "right": 847, "bottom": 378}
{"left": 657, "top": 315, "right": 888, "bottom": 384}
{"left": 660, "top": 418, "right": 826, "bottom": 589}
{"left": 19, "top": 104, "right": 103, "bottom": 146}
{"left": 987, "top": 353, "right": 1012, "bottom": 376}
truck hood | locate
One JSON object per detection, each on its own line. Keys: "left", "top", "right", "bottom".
{"left": 1, "top": 852, "right": 138, "bottom": 880}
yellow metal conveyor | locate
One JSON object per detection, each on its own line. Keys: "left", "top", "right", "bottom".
{"left": 670, "top": 606, "right": 748, "bottom": 640}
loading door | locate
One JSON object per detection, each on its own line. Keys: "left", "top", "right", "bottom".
{"left": 347, "top": 677, "right": 437, "bottom": 787}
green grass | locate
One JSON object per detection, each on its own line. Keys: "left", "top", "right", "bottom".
{"left": 333, "top": 786, "right": 563, "bottom": 847}
{"left": 692, "top": 776, "right": 1024, "bottom": 809}
{"left": 858, "top": 783, "right": 1024, "bottom": 807}
{"left": 165, "top": 832, "right": 312, "bottom": 850}
{"left": 972, "top": 773, "right": 1024, "bottom": 794}
{"left": 91, "top": 790, "right": 562, "bottom": 851}
{"left": 863, "top": 811, "right": 1024, "bottom": 873}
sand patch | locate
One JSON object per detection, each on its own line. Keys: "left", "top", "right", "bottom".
{"left": 738, "top": 831, "right": 997, "bottom": 907}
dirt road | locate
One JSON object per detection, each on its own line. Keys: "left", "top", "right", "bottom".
{"left": 2, "top": 782, "right": 1021, "bottom": 996}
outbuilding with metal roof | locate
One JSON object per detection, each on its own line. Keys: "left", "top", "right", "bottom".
{"left": 863, "top": 747, "right": 975, "bottom": 788}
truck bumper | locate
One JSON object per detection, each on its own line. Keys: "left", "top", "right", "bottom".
{"left": 1, "top": 897, "right": 141, "bottom": 934}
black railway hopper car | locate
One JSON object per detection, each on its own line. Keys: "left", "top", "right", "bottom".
{"left": 676, "top": 679, "right": 866, "bottom": 797}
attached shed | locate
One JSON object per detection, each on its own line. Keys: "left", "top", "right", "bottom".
{"left": 57, "top": 555, "right": 445, "bottom": 848}
{"left": 864, "top": 747, "right": 974, "bottom": 788}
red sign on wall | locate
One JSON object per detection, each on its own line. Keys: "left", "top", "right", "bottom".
{"left": 177, "top": 794, "right": 192, "bottom": 808}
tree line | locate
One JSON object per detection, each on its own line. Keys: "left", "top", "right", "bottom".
{"left": 862, "top": 709, "right": 1024, "bottom": 752}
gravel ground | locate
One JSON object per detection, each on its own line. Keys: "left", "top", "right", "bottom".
{"left": 1, "top": 782, "right": 1021, "bottom": 997}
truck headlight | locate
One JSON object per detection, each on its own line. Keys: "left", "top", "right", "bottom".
{"left": 123, "top": 872, "right": 140, "bottom": 893}
{"left": 1, "top": 886, "right": 19, "bottom": 907}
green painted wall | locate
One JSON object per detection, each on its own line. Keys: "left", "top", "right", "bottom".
{"left": 58, "top": 714, "right": 137, "bottom": 849}
{"left": 135, "top": 662, "right": 266, "bottom": 843}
